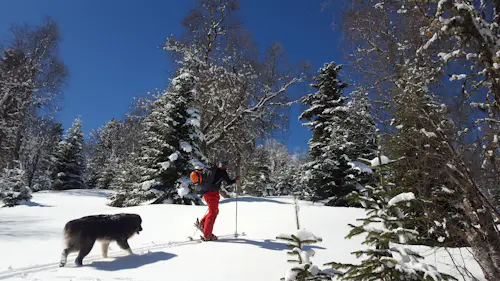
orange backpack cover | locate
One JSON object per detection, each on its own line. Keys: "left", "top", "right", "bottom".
{"left": 190, "top": 170, "right": 203, "bottom": 184}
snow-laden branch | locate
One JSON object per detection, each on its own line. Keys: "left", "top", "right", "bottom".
{"left": 205, "top": 76, "right": 302, "bottom": 147}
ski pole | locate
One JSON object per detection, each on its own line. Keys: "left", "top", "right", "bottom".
{"left": 235, "top": 182, "right": 239, "bottom": 237}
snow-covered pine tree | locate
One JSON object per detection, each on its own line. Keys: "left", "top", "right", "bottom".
{"left": 110, "top": 65, "right": 205, "bottom": 206}
{"left": 325, "top": 138, "right": 456, "bottom": 281}
{"left": 276, "top": 229, "right": 331, "bottom": 281}
{"left": 274, "top": 160, "right": 299, "bottom": 196}
{"left": 344, "top": 89, "right": 377, "bottom": 162}
{"left": 50, "top": 117, "right": 85, "bottom": 190}
{"left": 299, "top": 61, "right": 357, "bottom": 206}
{"left": 261, "top": 139, "right": 301, "bottom": 196}
{"left": 107, "top": 153, "right": 145, "bottom": 207}
{"left": 86, "top": 118, "right": 123, "bottom": 189}
{"left": 0, "top": 161, "right": 31, "bottom": 207}
{"left": 241, "top": 146, "right": 273, "bottom": 196}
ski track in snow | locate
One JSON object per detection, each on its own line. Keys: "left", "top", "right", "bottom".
{"left": 0, "top": 189, "right": 486, "bottom": 281}
{"left": 0, "top": 233, "right": 242, "bottom": 280}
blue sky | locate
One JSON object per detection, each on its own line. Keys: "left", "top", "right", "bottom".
{"left": 0, "top": 0, "right": 344, "bottom": 152}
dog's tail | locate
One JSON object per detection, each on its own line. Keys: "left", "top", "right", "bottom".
{"left": 62, "top": 221, "right": 82, "bottom": 248}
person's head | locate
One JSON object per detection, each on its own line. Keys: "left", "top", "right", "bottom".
{"left": 218, "top": 160, "right": 229, "bottom": 169}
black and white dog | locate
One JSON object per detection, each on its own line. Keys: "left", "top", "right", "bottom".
{"left": 59, "top": 213, "right": 143, "bottom": 267}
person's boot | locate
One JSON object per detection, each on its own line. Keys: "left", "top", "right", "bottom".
{"left": 201, "top": 234, "right": 218, "bottom": 241}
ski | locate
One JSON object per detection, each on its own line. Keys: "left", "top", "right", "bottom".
{"left": 171, "top": 233, "right": 244, "bottom": 246}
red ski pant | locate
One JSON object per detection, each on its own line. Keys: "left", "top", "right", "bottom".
{"left": 200, "top": 191, "right": 220, "bottom": 237}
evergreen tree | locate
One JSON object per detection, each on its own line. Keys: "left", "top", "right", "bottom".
{"left": 299, "top": 62, "right": 355, "bottom": 206}
{"left": 107, "top": 153, "right": 146, "bottom": 207}
{"left": 276, "top": 229, "right": 331, "bottom": 281}
{"left": 0, "top": 161, "right": 31, "bottom": 207}
{"left": 86, "top": 118, "right": 124, "bottom": 189}
{"left": 326, "top": 143, "right": 456, "bottom": 281}
{"left": 241, "top": 146, "right": 273, "bottom": 196}
{"left": 111, "top": 66, "right": 205, "bottom": 206}
{"left": 51, "top": 117, "right": 85, "bottom": 190}
{"left": 274, "top": 162, "right": 298, "bottom": 196}
{"left": 344, "top": 90, "right": 377, "bottom": 161}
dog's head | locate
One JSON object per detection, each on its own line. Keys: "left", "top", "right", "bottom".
{"left": 121, "top": 213, "right": 143, "bottom": 235}
{"left": 133, "top": 214, "right": 143, "bottom": 235}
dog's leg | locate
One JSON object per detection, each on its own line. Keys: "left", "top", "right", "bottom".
{"left": 60, "top": 248, "right": 69, "bottom": 267}
{"left": 100, "top": 240, "right": 110, "bottom": 258}
{"left": 75, "top": 238, "right": 95, "bottom": 266}
{"left": 60, "top": 244, "right": 76, "bottom": 267}
{"left": 116, "top": 239, "right": 133, "bottom": 255}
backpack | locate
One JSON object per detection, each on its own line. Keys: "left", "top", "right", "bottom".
{"left": 190, "top": 166, "right": 217, "bottom": 193}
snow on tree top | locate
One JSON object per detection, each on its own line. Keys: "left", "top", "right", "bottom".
{"left": 388, "top": 192, "right": 416, "bottom": 206}
{"left": 277, "top": 228, "right": 323, "bottom": 242}
{"left": 370, "top": 155, "right": 390, "bottom": 167}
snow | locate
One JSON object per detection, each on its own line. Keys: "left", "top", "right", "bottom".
{"left": 438, "top": 50, "right": 461, "bottom": 62}
{"left": 449, "top": 74, "right": 467, "bottom": 81}
{"left": 420, "top": 128, "right": 437, "bottom": 138}
{"left": 388, "top": 192, "right": 416, "bottom": 206}
{"left": 455, "top": 3, "right": 474, "bottom": 11}
{"left": 0, "top": 190, "right": 486, "bottom": 281}
{"left": 159, "top": 161, "right": 170, "bottom": 170}
{"left": 179, "top": 141, "right": 193, "bottom": 153}
{"left": 141, "top": 180, "right": 155, "bottom": 191}
{"left": 176, "top": 177, "right": 191, "bottom": 198}
{"left": 370, "top": 155, "right": 390, "bottom": 167}
{"left": 348, "top": 161, "right": 373, "bottom": 174}
{"left": 277, "top": 229, "right": 323, "bottom": 242}
{"left": 168, "top": 152, "right": 179, "bottom": 162}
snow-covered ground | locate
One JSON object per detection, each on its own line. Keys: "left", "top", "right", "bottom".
{"left": 0, "top": 190, "right": 484, "bottom": 281}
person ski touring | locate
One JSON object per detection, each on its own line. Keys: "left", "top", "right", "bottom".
{"left": 190, "top": 160, "right": 239, "bottom": 241}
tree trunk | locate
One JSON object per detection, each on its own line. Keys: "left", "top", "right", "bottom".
{"left": 27, "top": 148, "right": 42, "bottom": 187}
{"left": 462, "top": 196, "right": 500, "bottom": 280}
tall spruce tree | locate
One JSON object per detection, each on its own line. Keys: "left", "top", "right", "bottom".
{"left": 50, "top": 117, "right": 85, "bottom": 190}
{"left": 299, "top": 62, "right": 355, "bottom": 206}
{"left": 110, "top": 66, "right": 205, "bottom": 206}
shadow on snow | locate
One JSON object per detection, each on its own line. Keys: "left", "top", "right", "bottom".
{"left": 18, "top": 201, "right": 52, "bottom": 207}
{"left": 218, "top": 238, "right": 326, "bottom": 251}
{"left": 88, "top": 251, "right": 177, "bottom": 271}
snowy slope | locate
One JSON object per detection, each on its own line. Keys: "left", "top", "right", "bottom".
{"left": 0, "top": 190, "right": 485, "bottom": 281}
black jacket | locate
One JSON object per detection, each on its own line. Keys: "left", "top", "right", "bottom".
{"left": 200, "top": 167, "right": 236, "bottom": 194}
